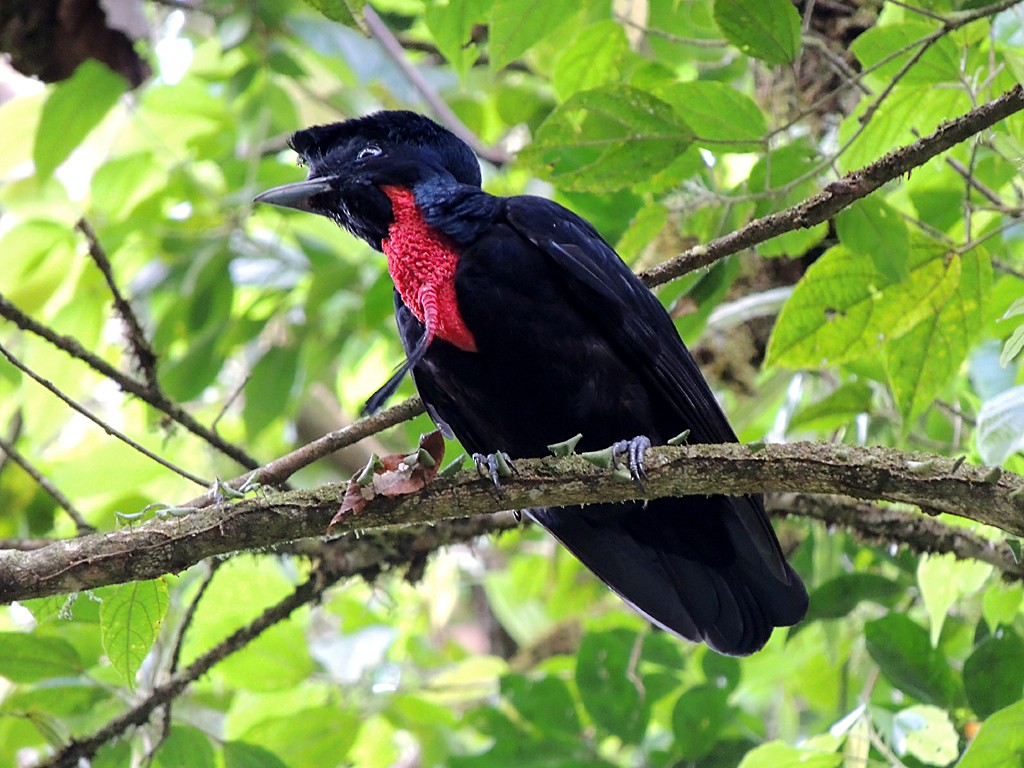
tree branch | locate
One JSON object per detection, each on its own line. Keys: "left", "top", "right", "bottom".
{"left": 187, "top": 396, "right": 426, "bottom": 509}
{"left": 774, "top": 494, "right": 1024, "bottom": 579}
{"left": 3, "top": 442, "right": 1021, "bottom": 602}
{"left": 638, "top": 84, "right": 1024, "bottom": 287}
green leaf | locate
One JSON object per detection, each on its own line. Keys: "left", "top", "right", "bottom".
{"left": 181, "top": 557, "right": 315, "bottom": 691}
{"left": 702, "top": 652, "right": 741, "bottom": 694}
{"left": 552, "top": 21, "right": 633, "bottom": 101}
{"left": 672, "top": 685, "right": 729, "bottom": 759}
{"left": 891, "top": 705, "right": 959, "bottom": 766}
{"left": 239, "top": 706, "right": 361, "bottom": 765}
{"left": 223, "top": 741, "right": 291, "bottom": 768}
{"left": 218, "top": 11, "right": 253, "bottom": 51}
{"left": 34, "top": 60, "right": 126, "bottom": 178}
{"left": 850, "top": 22, "right": 961, "bottom": 85}
{"left": 864, "top": 614, "right": 959, "bottom": 706}
{"left": 837, "top": 87, "right": 971, "bottom": 173}
{"left": 957, "top": 699, "right": 1024, "bottom": 768}
{"left": 520, "top": 85, "right": 694, "bottom": 193}
{"left": 835, "top": 198, "right": 909, "bottom": 283}
{"left": 885, "top": 246, "right": 991, "bottom": 423}
{"left": 0, "top": 632, "right": 82, "bottom": 682}
{"left": 488, "top": 0, "right": 578, "bottom": 71}
{"left": 184, "top": 248, "right": 235, "bottom": 333}
{"left": 93, "top": 742, "right": 132, "bottom": 768}
{"left": 747, "top": 142, "right": 827, "bottom": 257}
{"left": 2, "top": 681, "right": 108, "bottom": 717}
{"left": 713, "top": 0, "right": 802, "bottom": 66}
{"left": 502, "top": 674, "right": 581, "bottom": 738}
{"left": 576, "top": 629, "right": 650, "bottom": 744}
{"left": 0, "top": 91, "right": 43, "bottom": 179}
{"left": 243, "top": 344, "right": 300, "bottom": 438}
{"left": 748, "top": 141, "right": 819, "bottom": 193}
{"left": 429, "top": 656, "right": 509, "bottom": 703}
{"left": 425, "top": 0, "right": 493, "bottom": 79}
{"left": 1002, "top": 296, "right": 1024, "bottom": 320}
{"left": 155, "top": 725, "right": 217, "bottom": 768}
{"left": 1000, "top": 325, "right": 1024, "bottom": 367}
{"left": 917, "top": 553, "right": 991, "bottom": 646}
{"left": 91, "top": 153, "right": 164, "bottom": 222}
{"left": 100, "top": 578, "right": 170, "bottom": 689}
{"left": 983, "top": 581, "right": 1023, "bottom": 632}
{"left": 767, "top": 238, "right": 987, "bottom": 372}
{"left": 2, "top": 219, "right": 78, "bottom": 282}
{"left": 803, "top": 573, "right": 904, "bottom": 622}
{"left": 977, "top": 385, "right": 1024, "bottom": 465}
{"left": 737, "top": 741, "right": 841, "bottom": 768}
{"left": 615, "top": 200, "right": 669, "bottom": 265}
{"left": 765, "top": 245, "right": 889, "bottom": 367}
{"left": 789, "top": 382, "right": 874, "bottom": 432}
{"left": 964, "top": 630, "right": 1024, "bottom": 719}
{"left": 759, "top": 222, "right": 829, "bottom": 259}
{"left": 298, "top": 0, "right": 366, "bottom": 26}
{"left": 658, "top": 81, "right": 767, "bottom": 152}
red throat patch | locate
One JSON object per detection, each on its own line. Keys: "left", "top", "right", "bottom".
{"left": 380, "top": 186, "right": 477, "bottom": 352}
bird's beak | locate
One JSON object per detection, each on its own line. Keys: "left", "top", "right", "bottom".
{"left": 254, "top": 178, "right": 335, "bottom": 212}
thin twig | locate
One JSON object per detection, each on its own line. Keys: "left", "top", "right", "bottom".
{"left": 768, "top": 0, "right": 1022, "bottom": 142}
{"left": 36, "top": 513, "right": 520, "bottom": 767}
{"left": 0, "top": 410, "right": 23, "bottom": 477}
{"left": 639, "top": 84, "right": 1024, "bottom": 287}
{"left": 612, "top": 14, "right": 727, "bottom": 47}
{"left": 0, "top": 293, "right": 260, "bottom": 470}
{"left": 186, "top": 395, "right": 426, "bottom": 509}
{"left": 993, "top": 258, "right": 1024, "bottom": 280}
{"left": 804, "top": 34, "right": 872, "bottom": 97}
{"left": 210, "top": 371, "right": 251, "bottom": 434}
{"left": 76, "top": 219, "right": 160, "bottom": 393}
{"left": 886, "top": 0, "right": 947, "bottom": 23}
{"left": 855, "top": 28, "right": 938, "bottom": 127}
{"left": 154, "top": 560, "right": 223, "bottom": 756}
{"left": 38, "top": 561, "right": 345, "bottom": 768}
{"left": 0, "top": 434, "right": 95, "bottom": 535}
{"left": 0, "top": 342, "right": 210, "bottom": 488}
{"left": 363, "top": 6, "right": 509, "bottom": 165}
{"left": 946, "top": 156, "right": 1009, "bottom": 208}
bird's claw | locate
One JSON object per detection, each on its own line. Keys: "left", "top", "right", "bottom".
{"left": 473, "top": 451, "right": 516, "bottom": 498}
{"left": 611, "top": 435, "right": 651, "bottom": 492}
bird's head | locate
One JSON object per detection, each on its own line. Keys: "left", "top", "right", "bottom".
{"left": 255, "top": 111, "right": 481, "bottom": 249}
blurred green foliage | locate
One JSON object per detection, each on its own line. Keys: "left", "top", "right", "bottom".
{"left": 1, "top": 0, "right": 1024, "bottom": 765}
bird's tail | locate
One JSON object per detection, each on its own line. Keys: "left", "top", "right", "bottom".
{"left": 528, "top": 495, "right": 807, "bottom": 656}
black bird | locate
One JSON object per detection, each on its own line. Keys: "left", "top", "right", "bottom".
{"left": 256, "top": 111, "right": 807, "bottom": 655}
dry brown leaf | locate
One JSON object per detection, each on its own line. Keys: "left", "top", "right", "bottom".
{"left": 330, "top": 431, "right": 445, "bottom": 528}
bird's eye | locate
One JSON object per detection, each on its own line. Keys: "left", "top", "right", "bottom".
{"left": 357, "top": 144, "right": 382, "bottom": 161}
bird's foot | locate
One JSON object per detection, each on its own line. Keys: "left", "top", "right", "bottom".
{"left": 472, "top": 451, "right": 516, "bottom": 499}
{"left": 611, "top": 435, "right": 651, "bottom": 492}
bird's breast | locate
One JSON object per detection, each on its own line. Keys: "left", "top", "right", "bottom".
{"left": 381, "top": 186, "right": 477, "bottom": 352}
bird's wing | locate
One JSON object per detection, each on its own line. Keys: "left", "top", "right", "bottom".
{"left": 504, "top": 195, "right": 736, "bottom": 444}
{"left": 503, "top": 196, "right": 791, "bottom": 582}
